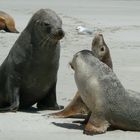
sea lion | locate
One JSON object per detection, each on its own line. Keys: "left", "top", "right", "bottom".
{"left": 0, "top": 11, "right": 19, "bottom": 33}
{"left": 0, "top": 8, "right": 64, "bottom": 112}
{"left": 71, "top": 50, "right": 140, "bottom": 135}
{"left": 51, "top": 33, "right": 113, "bottom": 118}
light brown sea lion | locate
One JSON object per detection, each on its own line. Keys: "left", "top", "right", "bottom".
{"left": 0, "top": 9, "right": 64, "bottom": 112}
{"left": 71, "top": 50, "right": 140, "bottom": 135}
{"left": 51, "top": 33, "right": 113, "bottom": 118}
{"left": 0, "top": 11, "right": 19, "bottom": 33}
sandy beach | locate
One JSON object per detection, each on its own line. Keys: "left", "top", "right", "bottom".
{"left": 0, "top": 0, "right": 140, "bottom": 139}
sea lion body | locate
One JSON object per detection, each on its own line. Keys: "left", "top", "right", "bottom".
{"left": 0, "top": 11, "right": 19, "bottom": 33}
{"left": 0, "top": 9, "right": 64, "bottom": 111}
{"left": 71, "top": 50, "right": 140, "bottom": 135}
{"left": 52, "top": 34, "right": 113, "bottom": 118}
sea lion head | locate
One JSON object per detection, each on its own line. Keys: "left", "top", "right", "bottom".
{"left": 70, "top": 50, "right": 96, "bottom": 72}
{"left": 92, "top": 33, "right": 113, "bottom": 69}
{"left": 26, "top": 9, "right": 65, "bottom": 43}
{"left": 0, "top": 13, "right": 19, "bottom": 33}
{"left": 92, "top": 33, "right": 109, "bottom": 61}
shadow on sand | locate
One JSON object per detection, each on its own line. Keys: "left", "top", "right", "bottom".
{"left": 52, "top": 121, "right": 118, "bottom": 132}
{"left": 52, "top": 122, "right": 84, "bottom": 130}
{"left": 19, "top": 107, "right": 39, "bottom": 114}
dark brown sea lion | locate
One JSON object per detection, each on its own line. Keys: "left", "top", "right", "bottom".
{"left": 51, "top": 33, "right": 113, "bottom": 118}
{"left": 71, "top": 50, "right": 140, "bottom": 135}
{"left": 0, "top": 8, "right": 64, "bottom": 112}
{"left": 0, "top": 11, "right": 19, "bottom": 33}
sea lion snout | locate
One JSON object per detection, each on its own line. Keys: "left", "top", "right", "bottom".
{"left": 57, "top": 28, "right": 64, "bottom": 36}
{"left": 53, "top": 28, "right": 65, "bottom": 40}
{"left": 92, "top": 34, "right": 108, "bottom": 60}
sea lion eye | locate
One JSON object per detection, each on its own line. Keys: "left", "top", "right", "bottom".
{"left": 100, "top": 47, "right": 104, "bottom": 51}
{"left": 43, "top": 22, "right": 51, "bottom": 33}
{"left": 44, "top": 23, "right": 50, "bottom": 27}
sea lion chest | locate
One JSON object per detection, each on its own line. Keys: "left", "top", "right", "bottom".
{"left": 20, "top": 43, "right": 60, "bottom": 98}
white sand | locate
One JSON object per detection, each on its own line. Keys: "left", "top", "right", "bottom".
{"left": 0, "top": 0, "right": 140, "bottom": 139}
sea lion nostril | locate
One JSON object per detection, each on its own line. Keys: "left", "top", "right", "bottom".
{"left": 57, "top": 29, "right": 64, "bottom": 37}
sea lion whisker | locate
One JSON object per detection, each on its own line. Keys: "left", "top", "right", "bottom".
{"left": 39, "top": 35, "right": 51, "bottom": 46}
{"left": 41, "top": 36, "right": 52, "bottom": 47}
{"left": 38, "top": 31, "right": 53, "bottom": 46}
{"left": 48, "top": 33, "right": 55, "bottom": 39}
{"left": 39, "top": 37, "right": 46, "bottom": 45}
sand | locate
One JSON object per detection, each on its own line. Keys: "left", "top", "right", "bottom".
{"left": 0, "top": 0, "right": 140, "bottom": 139}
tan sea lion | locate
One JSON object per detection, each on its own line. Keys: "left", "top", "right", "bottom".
{"left": 0, "top": 11, "right": 19, "bottom": 33}
{"left": 71, "top": 50, "right": 140, "bottom": 135}
{"left": 51, "top": 33, "right": 113, "bottom": 118}
{"left": 0, "top": 9, "right": 64, "bottom": 112}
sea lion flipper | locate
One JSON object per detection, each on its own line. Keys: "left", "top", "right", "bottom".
{"left": 50, "top": 91, "right": 89, "bottom": 118}
{"left": 0, "top": 100, "right": 19, "bottom": 112}
{"left": 84, "top": 112, "right": 109, "bottom": 135}
{"left": 3, "top": 76, "right": 20, "bottom": 112}
{"left": 37, "top": 83, "right": 63, "bottom": 110}
{"left": 0, "top": 87, "right": 19, "bottom": 112}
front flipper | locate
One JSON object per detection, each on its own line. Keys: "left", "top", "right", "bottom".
{"left": 37, "top": 82, "right": 63, "bottom": 110}
{"left": 0, "top": 92, "right": 19, "bottom": 112}
{"left": 50, "top": 91, "right": 89, "bottom": 118}
{"left": 84, "top": 112, "right": 110, "bottom": 135}
{"left": 0, "top": 76, "right": 20, "bottom": 112}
